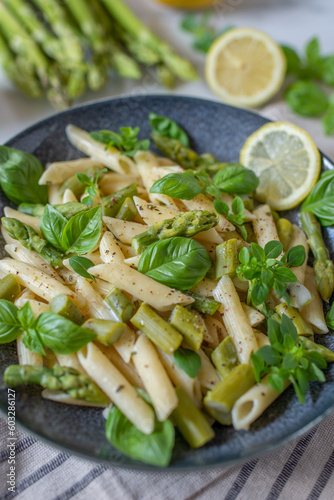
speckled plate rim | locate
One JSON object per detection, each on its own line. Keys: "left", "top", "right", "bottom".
{"left": 0, "top": 94, "right": 333, "bottom": 472}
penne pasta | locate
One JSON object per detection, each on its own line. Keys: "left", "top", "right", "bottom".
{"left": 42, "top": 389, "right": 107, "bottom": 407}
{"left": 5, "top": 243, "right": 63, "bottom": 282}
{"left": 48, "top": 184, "right": 63, "bottom": 205}
{"left": 55, "top": 353, "right": 87, "bottom": 375}
{"left": 103, "top": 216, "right": 146, "bottom": 244}
{"left": 17, "top": 334, "right": 43, "bottom": 367}
{"left": 253, "top": 204, "right": 280, "bottom": 248}
{"left": 78, "top": 342, "right": 155, "bottom": 434}
{"left": 133, "top": 196, "right": 180, "bottom": 225}
{"left": 300, "top": 266, "right": 329, "bottom": 334}
{"left": 62, "top": 189, "right": 79, "bottom": 203}
{"left": 241, "top": 303, "right": 265, "bottom": 327}
{"left": 4, "top": 207, "right": 41, "bottom": 234}
{"left": 181, "top": 194, "right": 234, "bottom": 233}
{"left": 99, "top": 231, "right": 125, "bottom": 263}
{"left": 197, "top": 348, "right": 221, "bottom": 392}
{"left": 99, "top": 345, "right": 144, "bottom": 389}
{"left": 288, "top": 224, "right": 309, "bottom": 284}
{"left": 39, "top": 158, "right": 103, "bottom": 185}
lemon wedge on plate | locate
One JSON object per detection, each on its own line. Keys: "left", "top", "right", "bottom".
{"left": 240, "top": 122, "right": 321, "bottom": 210}
{"left": 205, "top": 27, "right": 286, "bottom": 107}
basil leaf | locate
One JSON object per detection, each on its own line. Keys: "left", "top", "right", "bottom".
{"left": 213, "top": 200, "right": 229, "bottom": 217}
{"left": 174, "top": 347, "right": 201, "bottom": 378}
{"left": 256, "top": 345, "right": 281, "bottom": 366}
{"left": 301, "top": 170, "right": 334, "bottom": 226}
{"left": 22, "top": 329, "right": 46, "bottom": 356}
{"left": 138, "top": 236, "right": 212, "bottom": 290}
{"left": 35, "top": 313, "right": 95, "bottom": 354}
{"left": 251, "top": 282, "right": 269, "bottom": 306}
{"left": 105, "top": 405, "right": 174, "bottom": 467}
{"left": 286, "top": 245, "right": 306, "bottom": 268}
{"left": 90, "top": 127, "right": 149, "bottom": 157}
{"left": 0, "top": 146, "right": 47, "bottom": 204}
{"left": 273, "top": 267, "right": 298, "bottom": 283}
{"left": 62, "top": 206, "right": 102, "bottom": 255}
{"left": 149, "top": 173, "right": 203, "bottom": 200}
{"left": 285, "top": 81, "right": 328, "bottom": 117}
{"left": 305, "top": 37, "right": 320, "bottom": 64}
{"left": 319, "top": 55, "right": 334, "bottom": 86}
{"left": 265, "top": 241, "right": 283, "bottom": 259}
{"left": 68, "top": 256, "right": 96, "bottom": 281}
{"left": 322, "top": 106, "right": 334, "bottom": 136}
{"left": 0, "top": 299, "right": 22, "bottom": 343}
{"left": 149, "top": 113, "right": 190, "bottom": 147}
{"left": 281, "top": 45, "right": 302, "bottom": 75}
{"left": 213, "top": 164, "right": 259, "bottom": 194}
{"left": 280, "top": 314, "right": 298, "bottom": 340}
{"left": 40, "top": 204, "right": 68, "bottom": 250}
{"left": 17, "top": 301, "right": 35, "bottom": 329}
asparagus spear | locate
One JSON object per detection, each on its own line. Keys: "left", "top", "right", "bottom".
{"left": 64, "top": 0, "right": 105, "bottom": 54}
{"left": 59, "top": 165, "right": 104, "bottom": 197}
{"left": 100, "top": 0, "right": 197, "bottom": 81}
{"left": 1, "top": 217, "right": 63, "bottom": 268}
{"left": 210, "top": 239, "right": 242, "bottom": 281}
{"left": 132, "top": 210, "right": 219, "bottom": 253}
{"left": 275, "top": 304, "right": 314, "bottom": 337}
{"left": 102, "top": 183, "right": 138, "bottom": 218}
{"left": 169, "top": 305, "right": 204, "bottom": 351}
{"left": 0, "top": 2, "right": 68, "bottom": 109}
{"left": 104, "top": 286, "right": 134, "bottom": 323}
{"left": 211, "top": 336, "right": 238, "bottom": 379}
{"left": 50, "top": 295, "right": 85, "bottom": 325}
{"left": 0, "top": 275, "right": 20, "bottom": 302}
{"left": 172, "top": 387, "right": 215, "bottom": 448}
{"left": 300, "top": 211, "right": 334, "bottom": 302}
{"left": 185, "top": 292, "right": 220, "bottom": 316}
{"left": 276, "top": 218, "right": 293, "bottom": 252}
{"left": 299, "top": 336, "right": 334, "bottom": 363}
{"left": 115, "top": 197, "right": 138, "bottom": 222}
{"left": 4, "top": 365, "right": 109, "bottom": 405}
{"left": 18, "top": 202, "right": 89, "bottom": 220}
{"left": 130, "top": 303, "right": 182, "bottom": 354}
{"left": 82, "top": 319, "right": 126, "bottom": 346}
{"left": 0, "top": 30, "right": 42, "bottom": 97}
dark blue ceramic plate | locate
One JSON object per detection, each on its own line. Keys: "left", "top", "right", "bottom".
{"left": 0, "top": 95, "right": 333, "bottom": 471}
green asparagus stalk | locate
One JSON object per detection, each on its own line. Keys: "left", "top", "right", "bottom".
{"left": 210, "top": 239, "right": 242, "bottom": 281}
{"left": 64, "top": 0, "right": 105, "bottom": 54}
{"left": 300, "top": 211, "right": 334, "bottom": 302}
{"left": 155, "top": 64, "right": 175, "bottom": 89}
{"left": 82, "top": 319, "right": 126, "bottom": 346}
{"left": 211, "top": 336, "right": 238, "bottom": 379}
{"left": 131, "top": 210, "right": 219, "bottom": 254}
{"left": 18, "top": 202, "right": 89, "bottom": 220}
{"left": 169, "top": 305, "right": 204, "bottom": 351}
{"left": 0, "top": 3, "right": 68, "bottom": 108}
{"left": 275, "top": 304, "right": 314, "bottom": 337}
{"left": 59, "top": 165, "right": 104, "bottom": 197}
{"left": 0, "top": 275, "right": 20, "bottom": 302}
{"left": 115, "top": 197, "right": 138, "bottom": 222}
{"left": 114, "top": 23, "right": 160, "bottom": 66}
{"left": 4, "top": 364, "right": 109, "bottom": 405}
{"left": 100, "top": 0, "right": 197, "bottom": 81}
{"left": 276, "top": 218, "right": 293, "bottom": 252}
{"left": 18, "top": 203, "right": 45, "bottom": 217}
{"left": 130, "top": 303, "right": 182, "bottom": 354}
{"left": 1, "top": 217, "right": 63, "bottom": 268}
{"left": 185, "top": 292, "right": 220, "bottom": 316}
{"left": 0, "top": 30, "right": 42, "bottom": 97}
{"left": 204, "top": 364, "right": 255, "bottom": 425}
{"left": 172, "top": 387, "right": 215, "bottom": 448}
{"left": 104, "top": 286, "right": 134, "bottom": 323}
{"left": 102, "top": 183, "right": 138, "bottom": 218}
{"left": 50, "top": 295, "right": 85, "bottom": 325}
{"left": 299, "top": 336, "right": 334, "bottom": 363}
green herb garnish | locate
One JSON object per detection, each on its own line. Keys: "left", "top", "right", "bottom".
{"left": 90, "top": 127, "right": 150, "bottom": 157}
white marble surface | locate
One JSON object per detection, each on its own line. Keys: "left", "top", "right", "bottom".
{"left": 0, "top": 0, "right": 333, "bottom": 158}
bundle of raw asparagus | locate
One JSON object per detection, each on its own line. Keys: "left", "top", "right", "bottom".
{"left": 0, "top": 0, "right": 197, "bottom": 109}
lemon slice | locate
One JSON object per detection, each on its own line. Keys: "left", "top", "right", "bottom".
{"left": 240, "top": 122, "right": 321, "bottom": 210}
{"left": 205, "top": 27, "right": 286, "bottom": 107}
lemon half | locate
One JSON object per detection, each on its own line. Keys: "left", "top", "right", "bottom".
{"left": 205, "top": 27, "right": 286, "bottom": 107}
{"left": 240, "top": 122, "right": 321, "bottom": 210}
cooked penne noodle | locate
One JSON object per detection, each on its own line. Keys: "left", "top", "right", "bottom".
{"left": 99, "top": 172, "right": 142, "bottom": 195}
{"left": 253, "top": 330, "right": 270, "bottom": 348}
{"left": 75, "top": 277, "right": 117, "bottom": 321}
{"left": 232, "top": 375, "right": 290, "bottom": 430}
{"left": 193, "top": 228, "right": 224, "bottom": 244}
{"left": 43, "top": 350, "right": 59, "bottom": 369}
{"left": 48, "top": 184, "right": 63, "bottom": 205}
{"left": 241, "top": 304, "right": 265, "bottom": 327}
{"left": 66, "top": 125, "right": 137, "bottom": 175}
{"left": 15, "top": 289, "right": 39, "bottom": 307}
{"left": 253, "top": 204, "right": 280, "bottom": 248}
{"left": 181, "top": 194, "right": 234, "bottom": 233}
{"left": 132, "top": 334, "right": 178, "bottom": 421}
{"left": 300, "top": 267, "right": 329, "bottom": 334}
{"left": 0, "top": 258, "right": 75, "bottom": 302}
{"left": 213, "top": 276, "right": 258, "bottom": 364}
{"left": 289, "top": 224, "right": 309, "bottom": 284}
{"left": 123, "top": 255, "right": 141, "bottom": 268}
{"left": 1, "top": 227, "right": 16, "bottom": 245}
{"left": 220, "top": 194, "right": 255, "bottom": 221}
{"left": 39, "top": 158, "right": 103, "bottom": 185}
{"left": 78, "top": 342, "right": 155, "bottom": 434}
{"left": 197, "top": 348, "right": 221, "bottom": 392}
{"left": 62, "top": 189, "right": 79, "bottom": 203}
{"left": 4, "top": 207, "right": 41, "bottom": 234}
{"left": 89, "top": 262, "right": 194, "bottom": 311}
{"left": 157, "top": 348, "right": 202, "bottom": 408}
{"left": 103, "top": 216, "right": 146, "bottom": 244}
{"left": 133, "top": 196, "right": 180, "bottom": 225}
{"left": 113, "top": 327, "right": 137, "bottom": 363}
{"left": 99, "top": 345, "right": 144, "bottom": 389}
{"left": 100, "top": 231, "right": 125, "bottom": 263}
{"left": 55, "top": 353, "right": 87, "bottom": 375}
{"left": 5, "top": 243, "right": 63, "bottom": 282}
{"left": 190, "top": 278, "right": 216, "bottom": 297}
{"left": 205, "top": 316, "right": 228, "bottom": 344}
{"left": 17, "top": 334, "right": 43, "bottom": 367}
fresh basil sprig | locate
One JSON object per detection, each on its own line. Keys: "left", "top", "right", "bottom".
{"left": 41, "top": 205, "right": 102, "bottom": 255}
{"left": 138, "top": 236, "right": 212, "bottom": 290}
{"left": 212, "top": 164, "right": 259, "bottom": 195}
{"left": 105, "top": 404, "right": 174, "bottom": 467}
{"left": 301, "top": 170, "right": 334, "bottom": 226}
{"left": 251, "top": 315, "right": 327, "bottom": 403}
{"left": 174, "top": 347, "right": 201, "bottom": 378}
{"left": 90, "top": 127, "right": 149, "bottom": 157}
{"left": 149, "top": 113, "right": 190, "bottom": 147}
{"left": 181, "top": 11, "right": 233, "bottom": 54}
{"left": 214, "top": 197, "right": 248, "bottom": 241}
{"left": 77, "top": 168, "right": 108, "bottom": 206}
{"left": 68, "top": 256, "right": 96, "bottom": 282}
{"left": 0, "top": 299, "right": 95, "bottom": 354}
{"left": 237, "top": 241, "right": 306, "bottom": 307}
{"left": 285, "top": 81, "right": 328, "bottom": 117}
{"left": 0, "top": 146, "right": 48, "bottom": 205}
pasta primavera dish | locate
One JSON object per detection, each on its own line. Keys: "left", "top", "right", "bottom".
{"left": 0, "top": 113, "right": 334, "bottom": 467}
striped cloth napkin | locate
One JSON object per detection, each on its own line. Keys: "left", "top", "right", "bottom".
{"left": 1, "top": 105, "right": 334, "bottom": 500}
